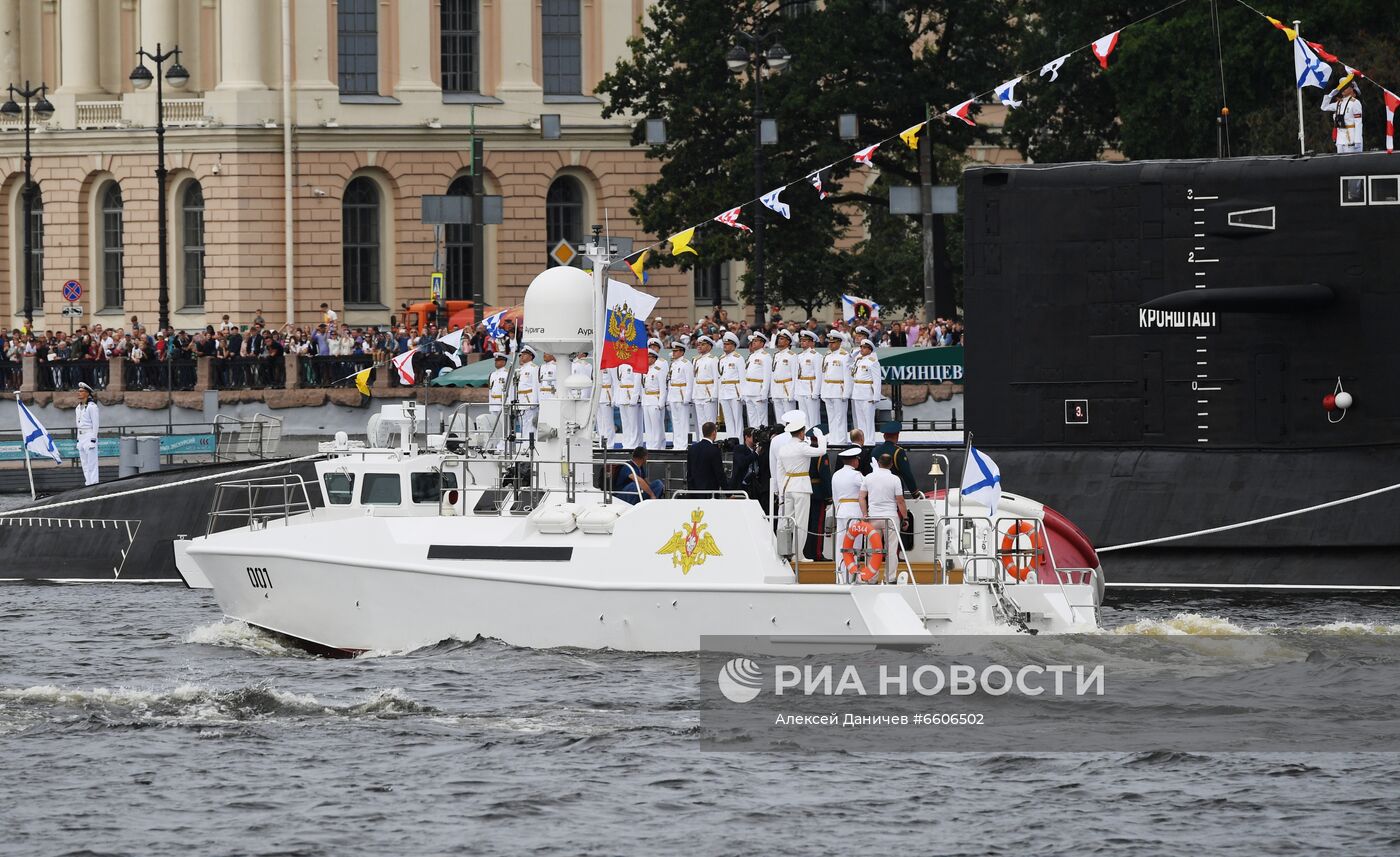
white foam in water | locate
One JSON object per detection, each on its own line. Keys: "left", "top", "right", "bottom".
{"left": 1109, "top": 612, "right": 1400, "bottom": 637}
{"left": 0, "top": 683, "right": 430, "bottom": 724}
{"left": 184, "top": 620, "right": 311, "bottom": 658}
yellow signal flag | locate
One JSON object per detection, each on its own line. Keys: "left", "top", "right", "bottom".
{"left": 627, "top": 249, "right": 650, "bottom": 284}
{"left": 899, "top": 121, "right": 925, "bottom": 151}
{"left": 1266, "top": 16, "right": 1297, "bottom": 40}
{"left": 669, "top": 227, "right": 698, "bottom": 256}
{"left": 355, "top": 368, "right": 372, "bottom": 397}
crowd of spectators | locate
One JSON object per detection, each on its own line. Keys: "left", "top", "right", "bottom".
{"left": 0, "top": 303, "right": 963, "bottom": 393}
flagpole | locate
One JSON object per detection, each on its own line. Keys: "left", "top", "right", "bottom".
{"left": 958, "top": 430, "right": 972, "bottom": 518}
{"left": 1295, "top": 20, "right": 1306, "bottom": 154}
{"left": 16, "top": 393, "right": 35, "bottom": 500}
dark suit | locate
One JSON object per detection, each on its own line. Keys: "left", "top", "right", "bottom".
{"left": 686, "top": 438, "right": 726, "bottom": 491}
{"left": 729, "top": 442, "right": 761, "bottom": 499}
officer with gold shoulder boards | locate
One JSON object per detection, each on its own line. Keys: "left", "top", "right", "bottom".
{"left": 770, "top": 330, "right": 797, "bottom": 422}
{"left": 851, "top": 338, "right": 880, "bottom": 442}
{"left": 691, "top": 335, "right": 719, "bottom": 432}
{"left": 821, "top": 331, "right": 853, "bottom": 444}
{"left": 667, "top": 341, "right": 694, "bottom": 447}
{"left": 642, "top": 340, "right": 669, "bottom": 450}
{"left": 515, "top": 344, "right": 540, "bottom": 438}
{"left": 794, "top": 329, "right": 822, "bottom": 431}
{"left": 717, "top": 331, "right": 745, "bottom": 440}
{"left": 741, "top": 331, "right": 773, "bottom": 429}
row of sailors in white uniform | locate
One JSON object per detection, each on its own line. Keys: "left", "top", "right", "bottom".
{"left": 486, "top": 326, "right": 885, "bottom": 448}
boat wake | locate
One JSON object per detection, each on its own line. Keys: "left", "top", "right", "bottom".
{"left": 1107, "top": 612, "right": 1400, "bottom": 636}
{"left": 0, "top": 684, "right": 435, "bottom": 730}
{"left": 184, "top": 619, "right": 313, "bottom": 658}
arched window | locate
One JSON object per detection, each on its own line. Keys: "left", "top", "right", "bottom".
{"left": 19, "top": 184, "right": 44, "bottom": 316}
{"left": 545, "top": 176, "right": 583, "bottom": 267}
{"left": 342, "top": 177, "right": 381, "bottom": 305}
{"left": 101, "top": 183, "right": 125, "bottom": 309}
{"left": 444, "top": 176, "right": 473, "bottom": 301}
{"left": 181, "top": 181, "right": 206, "bottom": 308}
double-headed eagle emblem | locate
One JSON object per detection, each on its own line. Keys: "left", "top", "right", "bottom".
{"left": 607, "top": 302, "right": 639, "bottom": 363}
{"left": 656, "top": 508, "right": 722, "bottom": 575}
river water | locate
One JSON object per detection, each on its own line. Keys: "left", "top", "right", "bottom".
{"left": 2, "top": 584, "right": 1397, "bottom": 856}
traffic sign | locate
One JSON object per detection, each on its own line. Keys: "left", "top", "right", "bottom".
{"left": 61, "top": 305, "right": 83, "bottom": 317}
{"left": 430, "top": 271, "right": 444, "bottom": 302}
{"left": 549, "top": 239, "right": 577, "bottom": 267}
{"left": 62, "top": 280, "right": 82, "bottom": 302}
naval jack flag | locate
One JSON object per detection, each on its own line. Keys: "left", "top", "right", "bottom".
{"left": 960, "top": 446, "right": 1002, "bottom": 518}
{"left": 16, "top": 395, "right": 62, "bottom": 464}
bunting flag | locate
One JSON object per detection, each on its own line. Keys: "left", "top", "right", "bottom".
{"left": 392, "top": 348, "right": 417, "bottom": 386}
{"left": 627, "top": 249, "right": 650, "bottom": 284}
{"left": 1385, "top": 89, "right": 1400, "bottom": 153}
{"left": 600, "top": 278, "right": 659, "bottom": 373}
{"left": 713, "top": 206, "right": 752, "bottom": 233}
{"left": 996, "top": 77, "right": 1023, "bottom": 109}
{"left": 946, "top": 98, "right": 976, "bottom": 127}
{"left": 355, "top": 368, "right": 372, "bottom": 397}
{"left": 1092, "top": 31, "right": 1120, "bottom": 69}
{"left": 1308, "top": 41, "right": 1338, "bottom": 63}
{"left": 1294, "top": 37, "right": 1332, "bottom": 89}
{"left": 808, "top": 170, "right": 829, "bottom": 200}
{"left": 899, "top": 122, "right": 925, "bottom": 150}
{"left": 853, "top": 143, "right": 880, "bottom": 165}
{"left": 483, "top": 308, "right": 509, "bottom": 339}
{"left": 668, "top": 227, "right": 697, "bottom": 256}
{"left": 1040, "top": 53, "right": 1070, "bottom": 81}
{"left": 1266, "top": 16, "right": 1297, "bottom": 40}
{"left": 437, "top": 328, "right": 465, "bottom": 367}
{"left": 760, "top": 187, "right": 791, "bottom": 219}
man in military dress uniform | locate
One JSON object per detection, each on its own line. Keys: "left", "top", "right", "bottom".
{"left": 770, "top": 330, "right": 797, "bottom": 423}
{"left": 851, "top": 338, "right": 880, "bottom": 442}
{"left": 76, "top": 382, "right": 101, "bottom": 486}
{"left": 717, "top": 331, "right": 745, "bottom": 440}
{"left": 642, "top": 342, "right": 669, "bottom": 450}
{"left": 821, "top": 331, "right": 853, "bottom": 444}
{"left": 514, "top": 345, "right": 540, "bottom": 438}
{"left": 667, "top": 341, "right": 694, "bottom": 447}
{"left": 691, "top": 335, "right": 719, "bottom": 432}
{"left": 614, "top": 357, "right": 643, "bottom": 450}
{"left": 794, "top": 330, "right": 822, "bottom": 432}
{"left": 741, "top": 332, "right": 773, "bottom": 430}
{"left": 870, "top": 421, "right": 921, "bottom": 497}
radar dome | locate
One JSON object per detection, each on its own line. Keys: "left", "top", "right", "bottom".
{"left": 522, "top": 266, "right": 595, "bottom": 356}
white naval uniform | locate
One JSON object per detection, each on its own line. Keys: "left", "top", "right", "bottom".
{"left": 515, "top": 361, "right": 540, "bottom": 438}
{"left": 821, "top": 348, "right": 853, "bottom": 443}
{"left": 851, "top": 352, "right": 880, "bottom": 442}
{"left": 614, "top": 364, "right": 643, "bottom": 449}
{"left": 1322, "top": 90, "right": 1364, "bottom": 153}
{"left": 717, "top": 349, "right": 745, "bottom": 440}
{"left": 596, "top": 367, "right": 616, "bottom": 446}
{"left": 691, "top": 351, "right": 719, "bottom": 430}
{"left": 830, "top": 464, "right": 867, "bottom": 583}
{"left": 767, "top": 431, "right": 794, "bottom": 514}
{"left": 76, "top": 399, "right": 100, "bottom": 486}
{"left": 770, "top": 348, "right": 797, "bottom": 420}
{"left": 795, "top": 347, "right": 822, "bottom": 431}
{"left": 539, "top": 360, "right": 558, "bottom": 401}
{"left": 488, "top": 365, "right": 509, "bottom": 452}
{"left": 741, "top": 349, "right": 772, "bottom": 429}
{"left": 667, "top": 355, "right": 695, "bottom": 446}
{"left": 569, "top": 357, "right": 592, "bottom": 400}
{"left": 777, "top": 429, "right": 828, "bottom": 561}
{"left": 642, "top": 358, "right": 669, "bottom": 450}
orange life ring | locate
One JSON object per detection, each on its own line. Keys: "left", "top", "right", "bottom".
{"left": 999, "top": 521, "right": 1044, "bottom": 581}
{"left": 839, "top": 520, "right": 884, "bottom": 583}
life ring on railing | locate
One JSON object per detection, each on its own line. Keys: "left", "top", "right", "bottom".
{"left": 999, "top": 520, "right": 1043, "bottom": 582}
{"left": 839, "top": 520, "right": 884, "bottom": 583}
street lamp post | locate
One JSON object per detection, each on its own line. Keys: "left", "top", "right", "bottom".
{"left": 129, "top": 44, "right": 190, "bottom": 334}
{"left": 1, "top": 83, "right": 55, "bottom": 331}
{"left": 726, "top": 34, "right": 789, "bottom": 329}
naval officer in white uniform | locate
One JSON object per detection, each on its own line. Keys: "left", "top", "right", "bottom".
{"left": 776, "top": 412, "right": 828, "bottom": 562}
{"left": 76, "top": 382, "right": 100, "bottom": 485}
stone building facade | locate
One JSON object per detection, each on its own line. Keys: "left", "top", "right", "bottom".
{"left": 0, "top": 0, "right": 690, "bottom": 331}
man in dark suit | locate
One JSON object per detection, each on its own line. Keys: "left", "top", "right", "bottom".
{"left": 686, "top": 421, "right": 726, "bottom": 491}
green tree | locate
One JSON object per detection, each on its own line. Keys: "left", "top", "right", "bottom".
{"left": 596, "top": 0, "right": 1017, "bottom": 320}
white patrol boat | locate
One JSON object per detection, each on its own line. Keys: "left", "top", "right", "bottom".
{"left": 175, "top": 233, "right": 1105, "bottom": 655}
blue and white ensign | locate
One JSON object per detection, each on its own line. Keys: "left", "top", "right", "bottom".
{"left": 16, "top": 395, "right": 62, "bottom": 464}
{"left": 62, "top": 280, "right": 82, "bottom": 302}
{"left": 960, "top": 446, "right": 1002, "bottom": 518}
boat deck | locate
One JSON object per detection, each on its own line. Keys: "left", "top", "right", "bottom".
{"left": 793, "top": 561, "right": 960, "bottom": 585}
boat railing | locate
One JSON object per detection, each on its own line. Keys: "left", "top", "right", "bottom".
{"left": 673, "top": 490, "right": 750, "bottom": 500}
{"left": 205, "top": 475, "right": 315, "bottom": 536}
{"left": 822, "top": 516, "right": 914, "bottom": 585}
{"left": 937, "top": 515, "right": 1032, "bottom": 586}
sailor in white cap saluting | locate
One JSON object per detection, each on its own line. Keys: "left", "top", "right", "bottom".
{"left": 851, "top": 338, "right": 880, "bottom": 442}
{"left": 76, "top": 382, "right": 100, "bottom": 486}
{"left": 642, "top": 340, "right": 669, "bottom": 450}
{"left": 741, "top": 332, "right": 772, "bottom": 430}
{"left": 717, "top": 331, "right": 745, "bottom": 440}
{"left": 514, "top": 344, "right": 540, "bottom": 438}
{"left": 775, "top": 412, "right": 827, "bottom": 562}
{"left": 821, "top": 330, "right": 853, "bottom": 444}
{"left": 691, "top": 335, "right": 719, "bottom": 432}
{"left": 830, "top": 446, "right": 867, "bottom": 582}
{"left": 794, "top": 330, "right": 822, "bottom": 431}
{"left": 667, "top": 341, "right": 694, "bottom": 447}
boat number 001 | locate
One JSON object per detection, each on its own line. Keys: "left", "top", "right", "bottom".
{"left": 246, "top": 566, "right": 273, "bottom": 589}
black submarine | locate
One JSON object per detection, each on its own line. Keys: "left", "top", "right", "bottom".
{"left": 963, "top": 151, "right": 1400, "bottom": 589}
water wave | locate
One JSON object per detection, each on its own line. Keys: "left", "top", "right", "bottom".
{"left": 1107, "top": 612, "right": 1400, "bottom": 637}
{"left": 183, "top": 620, "right": 312, "bottom": 658}
{"left": 0, "top": 684, "right": 435, "bottom": 725}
